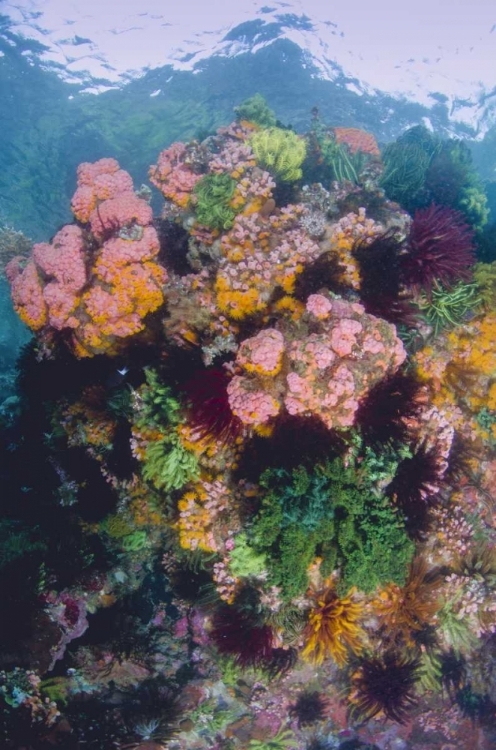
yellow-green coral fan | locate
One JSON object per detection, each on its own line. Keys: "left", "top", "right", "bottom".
{"left": 250, "top": 127, "right": 306, "bottom": 181}
{"left": 474, "top": 261, "right": 496, "bottom": 310}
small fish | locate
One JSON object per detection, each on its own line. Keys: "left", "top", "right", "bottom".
{"left": 105, "top": 366, "right": 129, "bottom": 389}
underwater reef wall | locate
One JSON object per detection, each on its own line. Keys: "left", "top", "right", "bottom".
{"left": 1, "top": 97, "right": 495, "bottom": 750}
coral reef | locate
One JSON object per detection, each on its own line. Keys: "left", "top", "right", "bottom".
{"left": 2, "top": 101, "right": 495, "bottom": 750}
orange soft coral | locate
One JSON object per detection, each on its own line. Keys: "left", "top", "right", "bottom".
{"left": 215, "top": 208, "right": 320, "bottom": 320}
{"left": 333, "top": 127, "right": 381, "bottom": 157}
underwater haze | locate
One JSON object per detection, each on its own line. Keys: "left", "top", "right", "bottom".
{"left": 0, "top": 2, "right": 495, "bottom": 749}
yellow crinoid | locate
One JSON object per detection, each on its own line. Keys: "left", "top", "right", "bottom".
{"left": 302, "top": 583, "right": 366, "bottom": 667}
{"left": 373, "top": 556, "right": 442, "bottom": 646}
{"left": 250, "top": 127, "right": 306, "bottom": 182}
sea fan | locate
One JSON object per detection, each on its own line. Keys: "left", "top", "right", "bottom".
{"left": 401, "top": 203, "right": 475, "bottom": 293}
{"left": 349, "top": 651, "right": 421, "bottom": 723}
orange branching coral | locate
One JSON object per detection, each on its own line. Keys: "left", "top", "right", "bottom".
{"left": 177, "top": 422, "right": 243, "bottom": 474}
{"left": 128, "top": 488, "right": 164, "bottom": 528}
{"left": 302, "top": 584, "right": 366, "bottom": 666}
{"left": 333, "top": 127, "right": 381, "bottom": 157}
{"left": 374, "top": 557, "right": 442, "bottom": 645}
{"left": 163, "top": 272, "right": 240, "bottom": 363}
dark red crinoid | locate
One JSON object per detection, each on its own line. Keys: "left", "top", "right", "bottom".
{"left": 401, "top": 203, "right": 475, "bottom": 293}
{"left": 387, "top": 443, "right": 444, "bottom": 538}
{"left": 289, "top": 690, "right": 328, "bottom": 727}
{"left": 353, "top": 230, "right": 416, "bottom": 325}
{"left": 350, "top": 651, "right": 421, "bottom": 723}
{"left": 355, "top": 371, "right": 425, "bottom": 447}
{"left": 184, "top": 367, "right": 242, "bottom": 443}
{"left": 210, "top": 607, "right": 274, "bottom": 669}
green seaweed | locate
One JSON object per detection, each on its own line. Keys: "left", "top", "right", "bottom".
{"left": 100, "top": 514, "right": 134, "bottom": 539}
{"left": 137, "top": 368, "right": 182, "bottom": 431}
{"left": 380, "top": 126, "right": 439, "bottom": 211}
{"left": 0, "top": 520, "right": 46, "bottom": 571}
{"left": 475, "top": 407, "right": 496, "bottom": 444}
{"left": 437, "top": 596, "right": 479, "bottom": 655}
{"left": 258, "top": 464, "right": 335, "bottom": 531}
{"left": 418, "top": 650, "right": 443, "bottom": 692}
{"left": 319, "top": 135, "right": 367, "bottom": 184}
{"left": 474, "top": 261, "right": 496, "bottom": 309}
{"left": 251, "top": 457, "right": 414, "bottom": 599}
{"left": 381, "top": 128, "right": 489, "bottom": 231}
{"left": 426, "top": 140, "right": 489, "bottom": 231}
{"left": 235, "top": 94, "right": 277, "bottom": 127}
{"left": 229, "top": 533, "right": 267, "bottom": 578}
{"left": 248, "top": 727, "right": 299, "bottom": 750}
{"left": 458, "top": 185, "right": 489, "bottom": 231}
{"left": 121, "top": 530, "right": 148, "bottom": 552}
{"left": 39, "top": 676, "right": 70, "bottom": 706}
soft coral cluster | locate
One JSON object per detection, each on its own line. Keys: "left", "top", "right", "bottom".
{"left": 215, "top": 207, "right": 321, "bottom": 320}
{"left": 7, "top": 225, "right": 86, "bottom": 331}
{"left": 227, "top": 294, "right": 406, "bottom": 431}
{"left": 7, "top": 158, "right": 167, "bottom": 357}
{"left": 71, "top": 157, "right": 134, "bottom": 223}
{"left": 149, "top": 142, "right": 203, "bottom": 209}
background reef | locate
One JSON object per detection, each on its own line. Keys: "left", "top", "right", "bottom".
{"left": 1, "top": 19, "right": 496, "bottom": 244}
{"left": 0, "top": 96, "right": 495, "bottom": 750}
